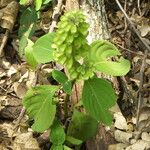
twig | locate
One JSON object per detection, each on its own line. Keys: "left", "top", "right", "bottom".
{"left": 49, "top": 0, "right": 63, "bottom": 32}
{"left": 123, "top": 0, "right": 127, "bottom": 32}
{"left": 121, "top": 76, "right": 136, "bottom": 103}
{"left": 0, "top": 85, "right": 19, "bottom": 98}
{"left": 117, "top": 44, "right": 149, "bottom": 57}
{"left": 0, "top": 29, "right": 9, "bottom": 57}
{"left": 75, "top": 83, "right": 79, "bottom": 103}
{"left": 13, "top": 107, "right": 26, "bottom": 130}
{"left": 137, "top": 0, "right": 142, "bottom": 16}
{"left": 64, "top": 94, "right": 70, "bottom": 119}
{"left": 136, "top": 50, "right": 148, "bottom": 128}
{"left": 115, "top": 0, "right": 150, "bottom": 52}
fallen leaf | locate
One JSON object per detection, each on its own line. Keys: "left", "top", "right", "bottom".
{"left": 0, "top": 1, "right": 19, "bottom": 31}
{"left": 141, "top": 132, "right": 150, "bottom": 142}
{"left": 13, "top": 82, "right": 27, "bottom": 98}
{"left": 13, "top": 132, "right": 40, "bottom": 150}
{"left": 126, "top": 140, "right": 150, "bottom": 150}
{"left": 114, "top": 130, "right": 133, "bottom": 144}
{"left": 139, "top": 24, "right": 150, "bottom": 37}
{"left": 108, "top": 143, "right": 129, "bottom": 150}
{"left": 114, "top": 112, "right": 128, "bottom": 130}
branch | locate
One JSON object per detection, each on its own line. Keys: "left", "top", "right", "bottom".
{"left": 136, "top": 50, "right": 148, "bottom": 128}
{"left": 115, "top": 0, "right": 150, "bottom": 52}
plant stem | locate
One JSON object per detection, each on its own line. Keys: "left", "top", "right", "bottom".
{"left": 64, "top": 94, "right": 70, "bottom": 119}
{"left": 64, "top": 79, "right": 76, "bottom": 119}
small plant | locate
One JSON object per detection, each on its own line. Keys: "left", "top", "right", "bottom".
{"left": 23, "top": 10, "right": 130, "bottom": 149}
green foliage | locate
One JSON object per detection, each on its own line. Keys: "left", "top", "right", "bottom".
{"left": 50, "top": 145, "right": 64, "bottom": 150}
{"left": 22, "top": 10, "right": 130, "bottom": 78}
{"left": 23, "top": 85, "right": 59, "bottom": 132}
{"left": 50, "top": 119, "right": 66, "bottom": 145}
{"left": 82, "top": 77, "right": 117, "bottom": 125}
{"left": 19, "top": 0, "right": 28, "bottom": 5}
{"left": 67, "top": 110, "right": 98, "bottom": 141}
{"left": 24, "top": 39, "right": 38, "bottom": 69}
{"left": 52, "top": 10, "right": 130, "bottom": 80}
{"left": 43, "top": 0, "right": 53, "bottom": 4}
{"left": 18, "top": 7, "right": 37, "bottom": 56}
{"left": 52, "top": 70, "right": 72, "bottom": 95}
{"left": 23, "top": 33, "right": 55, "bottom": 67}
{"left": 19, "top": 35, "right": 28, "bottom": 57}
{"left": 32, "top": 33, "right": 55, "bottom": 63}
{"left": 63, "top": 145, "right": 73, "bottom": 150}
{"left": 35, "top": 0, "right": 42, "bottom": 11}
{"left": 66, "top": 136, "right": 82, "bottom": 146}
{"left": 22, "top": 10, "right": 131, "bottom": 149}
{"left": 18, "top": 1, "right": 53, "bottom": 57}
{"left": 49, "top": 119, "right": 65, "bottom": 149}
{"left": 52, "top": 10, "right": 93, "bottom": 80}
{"left": 18, "top": 7, "right": 37, "bottom": 38}
{"left": 89, "top": 40, "right": 131, "bottom": 76}
{"left": 20, "top": 0, "right": 52, "bottom": 10}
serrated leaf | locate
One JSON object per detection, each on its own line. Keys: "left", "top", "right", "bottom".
{"left": 23, "top": 85, "right": 59, "bottom": 132}
{"left": 50, "top": 119, "right": 66, "bottom": 145}
{"left": 89, "top": 40, "right": 130, "bottom": 76}
{"left": 82, "top": 77, "right": 117, "bottom": 125}
{"left": 25, "top": 39, "right": 38, "bottom": 69}
{"left": 52, "top": 70, "right": 72, "bottom": 95}
{"left": 66, "top": 136, "right": 82, "bottom": 145}
{"left": 67, "top": 110, "right": 98, "bottom": 141}
{"left": 35, "top": 0, "right": 42, "bottom": 11}
{"left": 32, "top": 33, "right": 55, "bottom": 63}
{"left": 50, "top": 145, "right": 63, "bottom": 150}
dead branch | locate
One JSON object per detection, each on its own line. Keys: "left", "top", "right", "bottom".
{"left": 136, "top": 50, "right": 148, "bottom": 128}
{"left": 115, "top": 0, "right": 150, "bottom": 52}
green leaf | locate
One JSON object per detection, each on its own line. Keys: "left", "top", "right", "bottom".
{"left": 89, "top": 40, "right": 130, "bottom": 76}
{"left": 67, "top": 110, "right": 98, "bottom": 141}
{"left": 66, "top": 136, "right": 82, "bottom": 145}
{"left": 50, "top": 119, "right": 66, "bottom": 145}
{"left": 43, "top": 0, "right": 52, "bottom": 4}
{"left": 18, "top": 7, "right": 37, "bottom": 56}
{"left": 50, "top": 145, "right": 63, "bottom": 150}
{"left": 23, "top": 85, "right": 58, "bottom": 132}
{"left": 25, "top": 39, "right": 38, "bottom": 69}
{"left": 19, "top": 35, "right": 28, "bottom": 57}
{"left": 18, "top": 7, "right": 37, "bottom": 38}
{"left": 35, "top": 0, "right": 42, "bottom": 11}
{"left": 32, "top": 33, "right": 55, "bottom": 63}
{"left": 52, "top": 70, "right": 72, "bottom": 95}
{"left": 20, "top": 0, "right": 28, "bottom": 5}
{"left": 82, "top": 77, "right": 117, "bottom": 125}
{"left": 64, "top": 145, "right": 73, "bottom": 150}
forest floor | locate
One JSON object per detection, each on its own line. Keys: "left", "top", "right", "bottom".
{"left": 0, "top": 0, "right": 150, "bottom": 150}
